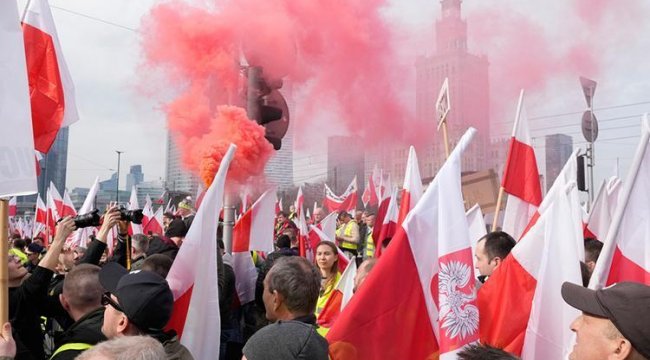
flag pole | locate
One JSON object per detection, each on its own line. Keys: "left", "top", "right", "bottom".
{"left": 441, "top": 120, "right": 451, "bottom": 159}
{"left": 0, "top": 199, "right": 10, "bottom": 325}
{"left": 20, "top": 0, "right": 33, "bottom": 23}
{"left": 491, "top": 187, "right": 505, "bottom": 231}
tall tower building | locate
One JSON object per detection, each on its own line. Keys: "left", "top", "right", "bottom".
{"left": 126, "top": 165, "right": 144, "bottom": 190}
{"left": 165, "top": 132, "right": 199, "bottom": 195}
{"left": 416, "top": 0, "right": 490, "bottom": 175}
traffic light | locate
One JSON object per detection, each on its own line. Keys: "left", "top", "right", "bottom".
{"left": 246, "top": 66, "right": 289, "bottom": 150}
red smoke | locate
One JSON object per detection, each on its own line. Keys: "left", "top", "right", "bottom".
{"left": 140, "top": 0, "right": 413, "bottom": 183}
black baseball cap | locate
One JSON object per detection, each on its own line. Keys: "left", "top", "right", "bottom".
{"left": 562, "top": 281, "right": 650, "bottom": 358}
{"left": 99, "top": 262, "right": 174, "bottom": 333}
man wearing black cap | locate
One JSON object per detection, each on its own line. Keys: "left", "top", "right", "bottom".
{"left": 99, "top": 263, "right": 193, "bottom": 359}
{"left": 562, "top": 281, "right": 650, "bottom": 360}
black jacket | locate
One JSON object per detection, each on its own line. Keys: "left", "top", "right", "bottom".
{"left": 10, "top": 266, "right": 54, "bottom": 360}
{"left": 51, "top": 307, "right": 107, "bottom": 360}
{"left": 147, "top": 236, "right": 179, "bottom": 260}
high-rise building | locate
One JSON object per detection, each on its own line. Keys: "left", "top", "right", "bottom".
{"left": 165, "top": 132, "right": 200, "bottom": 196}
{"left": 327, "top": 136, "right": 365, "bottom": 199}
{"left": 265, "top": 84, "right": 294, "bottom": 191}
{"left": 367, "top": 0, "right": 490, "bottom": 185}
{"left": 545, "top": 134, "right": 573, "bottom": 191}
{"left": 126, "top": 165, "right": 144, "bottom": 190}
{"left": 136, "top": 179, "right": 166, "bottom": 206}
{"left": 38, "top": 126, "right": 69, "bottom": 195}
{"left": 99, "top": 172, "right": 118, "bottom": 192}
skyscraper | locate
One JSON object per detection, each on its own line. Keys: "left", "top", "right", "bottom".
{"left": 545, "top": 133, "right": 573, "bottom": 191}
{"left": 38, "top": 126, "right": 69, "bottom": 194}
{"left": 126, "top": 165, "right": 144, "bottom": 190}
{"left": 165, "top": 132, "right": 199, "bottom": 195}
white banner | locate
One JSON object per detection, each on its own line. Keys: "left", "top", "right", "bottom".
{"left": 0, "top": 1, "right": 37, "bottom": 197}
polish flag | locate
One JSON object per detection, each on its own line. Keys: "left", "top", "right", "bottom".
{"left": 164, "top": 198, "right": 173, "bottom": 214}
{"left": 128, "top": 186, "right": 143, "bottom": 235}
{"left": 466, "top": 204, "right": 487, "bottom": 260}
{"left": 143, "top": 207, "right": 164, "bottom": 236}
{"left": 295, "top": 186, "right": 304, "bottom": 218}
{"left": 375, "top": 188, "right": 398, "bottom": 257}
{"left": 49, "top": 182, "right": 64, "bottom": 216}
{"left": 142, "top": 194, "right": 154, "bottom": 226}
{"left": 397, "top": 146, "right": 423, "bottom": 226}
{"left": 584, "top": 176, "right": 622, "bottom": 240}
{"left": 33, "top": 195, "right": 47, "bottom": 239}
{"left": 239, "top": 188, "right": 252, "bottom": 214}
{"left": 478, "top": 165, "right": 584, "bottom": 357}
{"left": 8, "top": 197, "right": 17, "bottom": 217}
{"left": 328, "top": 128, "right": 479, "bottom": 359}
{"left": 71, "top": 177, "right": 99, "bottom": 247}
{"left": 61, "top": 190, "right": 77, "bottom": 217}
{"left": 22, "top": 0, "right": 79, "bottom": 153}
{"left": 0, "top": 0, "right": 38, "bottom": 198}
{"left": 589, "top": 116, "right": 650, "bottom": 289}
{"left": 369, "top": 165, "right": 381, "bottom": 207}
{"left": 308, "top": 212, "right": 338, "bottom": 259}
{"left": 323, "top": 177, "right": 358, "bottom": 213}
{"left": 361, "top": 184, "right": 371, "bottom": 208}
{"left": 501, "top": 90, "right": 542, "bottom": 240}
{"left": 46, "top": 187, "right": 61, "bottom": 240}
{"left": 317, "top": 260, "right": 357, "bottom": 328}
{"left": 309, "top": 225, "right": 349, "bottom": 273}
{"left": 166, "top": 144, "right": 236, "bottom": 359}
{"left": 232, "top": 189, "right": 276, "bottom": 304}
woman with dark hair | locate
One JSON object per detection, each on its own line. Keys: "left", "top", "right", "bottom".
{"left": 314, "top": 241, "right": 341, "bottom": 317}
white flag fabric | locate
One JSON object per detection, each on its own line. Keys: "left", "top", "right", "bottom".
{"left": 0, "top": 1, "right": 37, "bottom": 197}
{"left": 166, "top": 144, "right": 236, "bottom": 360}
{"left": 466, "top": 204, "right": 487, "bottom": 261}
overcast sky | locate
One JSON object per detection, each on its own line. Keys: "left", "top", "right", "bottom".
{"left": 23, "top": 0, "right": 650, "bottom": 194}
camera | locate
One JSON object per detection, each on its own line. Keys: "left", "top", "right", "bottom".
{"left": 70, "top": 209, "right": 101, "bottom": 229}
{"left": 118, "top": 206, "right": 144, "bottom": 224}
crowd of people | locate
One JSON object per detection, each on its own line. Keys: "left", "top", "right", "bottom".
{"left": 2, "top": 198, "right": 649, "bottom": 360}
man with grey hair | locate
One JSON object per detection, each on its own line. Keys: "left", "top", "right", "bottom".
{"left": 51, "top": 264, "right": 107, "bottom": 360}
{"left": 75, "top": 335, "right": 166, "bottom": 360}
{"left": 243, "top": 257, "right": 328, "bottom": 360}
{"left": 130, "top": 234, "right": 149, "bottom": 271}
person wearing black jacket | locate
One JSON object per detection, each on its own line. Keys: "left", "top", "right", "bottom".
{"left": 51, "top": 264, "right": 106, "bottom": 360}
{"left": 8, "top": 217, "right": 76, "bottom": 360}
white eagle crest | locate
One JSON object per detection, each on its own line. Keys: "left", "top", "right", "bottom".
{"left": 438, "top": 260, "right": 479, "bottom": 340}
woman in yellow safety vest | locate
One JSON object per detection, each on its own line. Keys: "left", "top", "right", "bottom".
{"left": 314, "top": 241, "right": 341, "bottom": 318}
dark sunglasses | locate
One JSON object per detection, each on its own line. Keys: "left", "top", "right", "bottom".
{"left": 101, "top": 292, "right": 124, "bottom": 313}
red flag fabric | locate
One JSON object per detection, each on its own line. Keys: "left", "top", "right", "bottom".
{"left": 317, "top": 260, "right": 357, "bottom": 328}
{"left": 501, "top": 91, "right": 542, "bottom": 240}
{"left": 328, "top": 128, "right": 479, "bottom": 359}
{"left": 61, "top": 190, "right": 77, "bottom": 217}
{"left": 590, "top": 116, "right": 650, "bottom": 288}
{"left": 22, "top": 0, "right": 78, "bottom": 153}
{"left": 8, "top": 197, "right": 17, "bottom": 217}
{"left": 375, "top": 188, "right": 398, "bottom": 257}
{"left": 323, "top": 177, "right": 358, "bottom": 213}
{"left": 166, "top": 144, "right": 236, "bottom": 359}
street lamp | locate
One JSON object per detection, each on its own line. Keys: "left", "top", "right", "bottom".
{"left": 116, "top": 151, "right": 124, "bottom": 203}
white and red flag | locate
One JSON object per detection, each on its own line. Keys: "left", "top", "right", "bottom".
{"left": 309, "top": 225, "right": 349, "bottom": 272}
{"left": 323, "top": 177, "right": 358, "bottom": 213}
{"left": 71, "top": 177, "right": 99, "bottom": 248}
{"left": 143, "top": 207, "right": 164, "bottom": 236}
{"left": 166, "top": 144, "right": 236, "bottom": 359}
{"left": 308, "top": 211, "right": 338, "bottom": 259}
{"left": 328, "top": 128, "right": 479, "bottom": 359}
{"left": 49, "top": 182, "right": 64, "bottom": 216}
{"left": 22, "top": 0, "right": 79, "bottom": 153}
{"left": 317, "top": 260, "right": 357, "bottom": 328}
{"left": 589, "top": 115, "right": 650, "bottom": 288}
{"left": 371, "top": 172, "right": 393, "bottom": 247}
{"left": 295, "top": 186, "right": 304, "bottom": 218}
{"left": 500, "top": 90, "right": 542, "bottom": 240}
{"left": 478, "top": 164, "right": 584, "bottom": 358}
{"left": 397, "top": 146, "right": 423, "bottom": 226}
{"left": 61, "top": 189, "right": 77, "bottom": 217}
{"left": 584, "top": 176, "right": 621, "bottom": 240}
{"left": 0, "top": 0, "right": 38, "bottom": 198}
{"left": 8, "top": 197, "right": 17, "bottom": 217}
{"left": 232, "top": 189, "right": 276, "bottom": 304}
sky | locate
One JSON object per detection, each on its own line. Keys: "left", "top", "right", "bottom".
{"left": 22, "top": 0, "right": 650, "bottom": 197}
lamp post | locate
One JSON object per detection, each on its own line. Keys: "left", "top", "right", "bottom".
{"left": 116, "top": 151, "right": 124, "bottom": 203}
